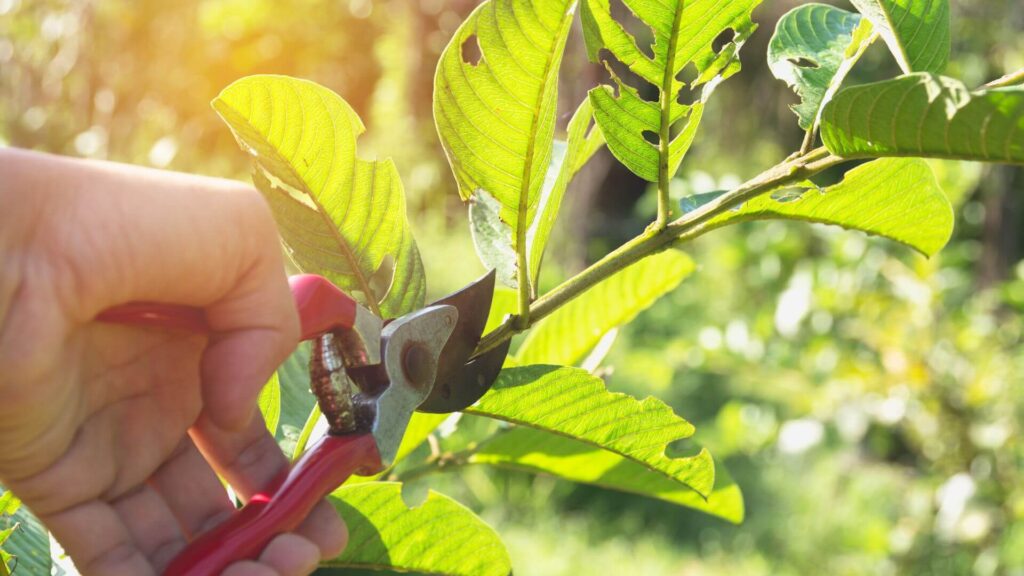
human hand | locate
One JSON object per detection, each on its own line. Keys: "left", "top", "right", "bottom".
{"left": 0, "top": 148, "right": 346, "bottom": 575}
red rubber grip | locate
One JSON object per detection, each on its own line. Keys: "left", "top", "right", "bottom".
{"left": 95, "top": 302, "right": 210, "bottom": 333}
{"left": 288, "top": 274, "right": 358, "bottom": 340}
{"left": 163, "top": 433, "right": 381, "bottom": 576}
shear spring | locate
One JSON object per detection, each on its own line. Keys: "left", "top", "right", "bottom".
{"left": 309, "top": 332, "right": 358, "bottom": 433}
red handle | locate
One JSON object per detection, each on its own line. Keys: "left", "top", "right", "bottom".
{"left": 164, "top": 433, "right": 381, "bottom": 576}
{"left": 287, "top": 274, "right": 357, "bottom": 340}
{"left": 96, "top": 274, "right": 358, "bottom": 340}
{"left": 96, "top": 302, "right": 210, "bottom": 333}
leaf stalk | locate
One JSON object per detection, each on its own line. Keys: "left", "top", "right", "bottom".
{"left": 799, "top": 127, "right": 817, "bottom": 155}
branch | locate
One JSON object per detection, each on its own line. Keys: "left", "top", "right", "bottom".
{"left": 985, "top": 68, "right": 1024, "bottom": 89}
{"left": 474, "top": 147, "right": 845, "bottom": 356}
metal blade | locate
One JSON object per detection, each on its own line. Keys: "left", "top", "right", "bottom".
{"left": 418, "top": 339, "right": 510, "bottom": 413}
{"left": 415, "top": 270, "right": 508, "bottom": 413}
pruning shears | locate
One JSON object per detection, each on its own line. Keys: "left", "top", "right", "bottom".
{"left": 98, "top": 271, "right": 510, "bottom": 576}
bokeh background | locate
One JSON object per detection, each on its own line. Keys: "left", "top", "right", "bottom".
{"left": 3, "top": 1, "right": 1024, "bottom": 574}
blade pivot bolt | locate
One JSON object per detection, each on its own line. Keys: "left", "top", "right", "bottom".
{"left": 402, "top": 342, "right": 436, "bottom": 390}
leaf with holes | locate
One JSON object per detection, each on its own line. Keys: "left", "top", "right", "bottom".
{"left": 768, "top": 3, "right": 875, "bottom": 131}
{"left": 581, "top": 0, "right": 761, "bottom": 184}
{"left": 466, "top": 365, "right": 715, "bottom": 497}
{"left": 849, "top": 0, "right": 949, "bottom": 74}
{"left": 435, "top": 0, "right": 578, "bottom": 292}
{"left": 471, "top": 427, "right": 743, "bottom": 523}
{"left": 820, "top": 74, "right": 1024, "bottom": 164}
{"left": 214, "top": 75, "right": 425, "bottom": 318}
{"left": 516, "top": 250, "right": 694, "bottom": 366}
{"left": 694, "top": 158, "right": 953, "bottom": 257}
{"left": 324, "top": 483, "right": 511, "bottom": 575}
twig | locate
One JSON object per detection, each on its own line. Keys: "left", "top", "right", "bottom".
{"left": 984, "top": 68, "right": 1024, "bottom": 89}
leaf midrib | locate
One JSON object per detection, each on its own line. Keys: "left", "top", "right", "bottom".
{"left": 217, "top": 99, "right": 383, "bottom": 315}
{"left": 514, "top": 7, "right": 576, "bottom": 305}
{"left": 871, "top": 0, "right": 912, "bottom": 72}
{"left": 464, "top": 407, "right": 710, "bottom": 497}
{"left": 658, "top": 1, "right": 686, "bottom": 203}
{"left": 469, "top": 457, "right": 736, "bottom": 520}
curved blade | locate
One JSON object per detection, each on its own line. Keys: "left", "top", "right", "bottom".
{"left": 418, "top": 339, "right": 510, "bottom": 413}
{"left": 416, "top": 270, "right": 508, "bottom": 413}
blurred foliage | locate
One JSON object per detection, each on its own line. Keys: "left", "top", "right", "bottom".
{"left": 2, "top": 0, "right": 1024, "bottom": 575}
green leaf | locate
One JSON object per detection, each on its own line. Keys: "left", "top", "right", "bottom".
{"left": 927, "top": 159, "right": 983, "bottom": 209}
{"left": 470, "top": 100, "right": 604, "bottom": 290}
{"left": 581, "top": 0, "right": 761, "bottom": 182}
{"left": 435, "top": 0, "right": 577, "bottom": 288}
{"left": 516, "top": 250, "right": 694, "bottom": 366}
{"left": 325, "top": 483, "right": 511, "bottom": 576}
{"left": 213, "top": 75, "right": 425, "bottom": 318}
{"left": 275, "top": 344, "right": 317, "bottom": 456}
{"left": 526, "top": 99, "right": 605, "bottom": 285}
{"left": 849, "top": 0, "right": 950, "bottom": 74}
{"left": 699, "top": 158, "right": 953, "bottom": 257}
{"left": 0, "top": 486, "right": 50, "bottom": 576}
{"left": 466, "top": 365, "right": 715, "bottom": 497}
{"left": 258, "top": 372, "right": 281, "bottom": 436}
{"left": 292, "top": 404, "right": 323, "bottom": 462}
{"left": 472, "top": 427, "right": 743, "bottom": 523}
{"left": 680, "top": 190, "right": 727, "bottom": 215}
{"left": 469, "top": 189, "right": 518, "bottom": 289}
{"left": 484, "top": 287, "right": 519, "bottom": 335}
{"left": 820, "top": 73, "right": 1024, "bottom": 164}
{"left": 768, "top": 4, "right": 875, "bottom": 131}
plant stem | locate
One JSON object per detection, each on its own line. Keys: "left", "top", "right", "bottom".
{"left": 985, "top": 68, "right": 1024, "bottom": 89}
{"left": 510, "top": 8, "right": 576, "bottom": 330}
{"left": 799, "top": 127, "right": 816, "bottom": 155}
{"left": 515, "top": 244, "right": 531, "bottom": 330}
{"left": 475, "top": 147, "right": 844, "bottom": 356}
